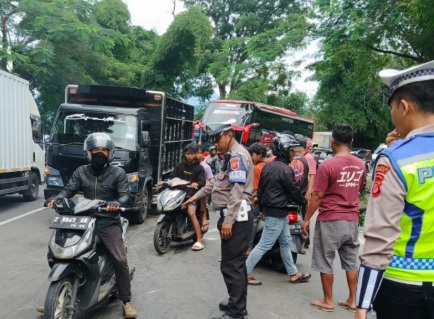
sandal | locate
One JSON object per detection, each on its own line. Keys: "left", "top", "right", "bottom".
{"left": 310, "top": 299, "right": 334, "bottom": 312}
{"left": 247, "top": 275, "right": 262, "bottom": 285}
{"left": 338, "top": 300, "right": 356, "bottom": 313}
{"left": 192, "top": 241, "right": 204, "bottom": 251}
{"left": 289, "top": 273, "right": 311, "bottom": 284}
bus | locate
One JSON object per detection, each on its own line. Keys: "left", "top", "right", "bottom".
{"left": 200, "top": 100, "right": 315, "bottom": 147}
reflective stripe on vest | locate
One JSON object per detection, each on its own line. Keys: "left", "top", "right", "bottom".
{"left": 380, "top": 134, "right": 434, "bottom": 282}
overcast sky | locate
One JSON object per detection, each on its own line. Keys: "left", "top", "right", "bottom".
{"left": 123, "top": 0, "right": 185, "bottom": 35}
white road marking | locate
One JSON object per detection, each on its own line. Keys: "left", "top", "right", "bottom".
{"left": 0, "top": 207, "right": 47, "bottom": 226}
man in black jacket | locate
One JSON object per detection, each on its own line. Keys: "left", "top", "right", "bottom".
{"left": 45, "top": 133, "right": 137, "bottom": 318}
{"left": 246, "top": 134, "right": 311, "bottom": 284}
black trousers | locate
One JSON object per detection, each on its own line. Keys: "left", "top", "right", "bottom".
{"left": 97, "top": 224, "right": 131, "bottom": 302}
{"left": 218, "top": 212, "right": 253, "bottom": 318}
{"left": 374, "top": 279, "right": 434, "bottom": 319}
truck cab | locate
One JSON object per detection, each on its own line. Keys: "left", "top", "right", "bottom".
{"left": 44, "top": 85, "right": 194, "bottom": 224}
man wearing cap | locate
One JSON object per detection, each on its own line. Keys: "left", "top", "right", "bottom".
{"left": 355, "top": 60, "right": 434, "bottom": 319}
{"left": 183, "top": 120, "right": 254, "bottom": 319}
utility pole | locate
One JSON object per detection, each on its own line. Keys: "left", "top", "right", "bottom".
{"left": 1, "top": 16, "right": 6, "bottom": 71}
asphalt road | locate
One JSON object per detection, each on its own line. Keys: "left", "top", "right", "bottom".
{"left": 0, "top": 186, "right": 357, "bottom": 319}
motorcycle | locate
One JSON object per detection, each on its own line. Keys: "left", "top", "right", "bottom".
{"left": 153, "top": 178, "right": 208, "bottom": 254}
{"left": 43, "top": 197, "right": 136, "bottom": 319}
{"left": 252, "top": 204, "right": 305, "bottom": 273}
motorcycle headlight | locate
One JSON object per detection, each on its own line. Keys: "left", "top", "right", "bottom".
{"left": 49, "top": 222, "right": 94, "bottom": 259}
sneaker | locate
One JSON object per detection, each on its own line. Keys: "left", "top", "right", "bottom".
{"left": 218, "top": 298, "right": 248, "bottom": 316}
{"left": 123, "top": 302, "right": 137, "bottom": 318}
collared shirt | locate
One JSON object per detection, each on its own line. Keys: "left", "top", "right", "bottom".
{"left": 195, "top": 142, "right": 254, "bottom": 224}
{"left": 360, "top": 124, "right": 434, "bottom": 271}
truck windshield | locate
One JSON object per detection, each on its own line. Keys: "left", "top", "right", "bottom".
{"left": 51, "top": 111, "right": 137, "bottom": 150}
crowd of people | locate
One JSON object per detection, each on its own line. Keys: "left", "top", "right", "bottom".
{"left": 41, "top": 60, "right": 434, "bottom": 319}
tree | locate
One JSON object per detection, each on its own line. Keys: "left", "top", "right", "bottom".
{"left": 182, "top": 0, "right": 311, "bottom": 99}
{"left": 309, "top": 0, "right": 434, "bottom": 147}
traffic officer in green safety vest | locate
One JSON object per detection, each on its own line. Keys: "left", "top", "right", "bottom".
{"left": 355, "top": 60, "right": 434, "bottom": 319}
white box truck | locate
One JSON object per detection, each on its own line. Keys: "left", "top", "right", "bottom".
{"left": 0, "top": 70, "right": 45, "bottom": 201}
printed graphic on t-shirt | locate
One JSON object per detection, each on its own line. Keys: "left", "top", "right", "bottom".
{"left": 336, "top": 165, "right": 365, "bottom": 188}
{"left": 229, "top": 154, "right": 247, "bottom": 183}
{"left": 290, "top": 159, "right": 305, "bottom": 183}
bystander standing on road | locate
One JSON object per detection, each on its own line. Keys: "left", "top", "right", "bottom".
{"left": 246, "top": 134, "right": 311, "bottom": 285}
{"left": 206, "top": 146, "right": 218, "bottom": 174}
{"left": 183, "top": 121, "right": 254, "bottom": 319}
{"left": 302, "top": 125, "right": 366, "bottom": 313}
{"left": 246, "top": 143, "right": 268, "bottom": 257}
{"left": 295, "top": 135, "right": 317, "bottom": 249}
{"left": 355, "top": 61, "right": 434, "bottom": 319}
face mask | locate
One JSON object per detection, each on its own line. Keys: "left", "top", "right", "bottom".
{"left": 91, "top": 152, "right": 108, "bottom": 170}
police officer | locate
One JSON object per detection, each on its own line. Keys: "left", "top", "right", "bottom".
{"left": 355, "top": 60, "right": 434, "bottom": 319}
{"left": 183, "top": 120, "right": 254, "bottom": 319}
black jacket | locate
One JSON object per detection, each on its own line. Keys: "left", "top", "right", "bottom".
{"left": 258, "top": 158, "right": 306, "bottom": 217}
{"left": 56, "top": 164, "right": 130, "bottom": 225}
{"left": 170, "top": 158, "right": 206, "bottom": 195}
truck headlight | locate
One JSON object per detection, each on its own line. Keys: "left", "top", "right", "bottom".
{"left": 45, "top": 166, "right": 64, "bottom": 187}
{"left": 127, "top": 172, "right": 139, "bottom": 192}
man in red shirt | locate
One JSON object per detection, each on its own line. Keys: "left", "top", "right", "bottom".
{"left": 302, "top": 125, "right": 366, "bottom": 313}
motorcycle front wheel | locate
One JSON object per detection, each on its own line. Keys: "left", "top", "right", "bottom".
{"left": 43, "top": 276, "right": 81, "bottom": 319}
{"left": 153, "top": 220, "right": 172, "bottom": 254}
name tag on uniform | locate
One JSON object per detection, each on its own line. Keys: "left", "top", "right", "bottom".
{"left": 229, "top": 170, "right": 247, "bottom": 182}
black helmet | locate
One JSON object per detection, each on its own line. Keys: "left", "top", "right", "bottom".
{"left": 84, "top": 133, "right": 115, "bottom": 162}
{"left": 271, "top": 134, "right": 301, "bottom": 161}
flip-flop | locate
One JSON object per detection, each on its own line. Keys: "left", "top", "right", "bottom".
{"left": 192, "top": 242, "right": 204, "bottom": 251}
{"left": 289, "top": 273, "right": 311, "bottom": 284}
{"left": 310, "top": 299, "right": 334, "bottom": 312}
{"left": 338, "top": 300, "right": 356, "bottom": 313}
{"left": 247, "top": 275, "right": 262, "bottom": 285}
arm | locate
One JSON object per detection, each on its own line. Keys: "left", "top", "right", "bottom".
{"left": 355, "top": 156, "right": 405, "bottom": 312}
{"left": 115, "top": 169, "right": 130, "bottom": 207}
{"left": 302, "top": 191, "right": 324, "bottom": 236}
{"left": 196, "top": 165, "right": 206, "bottom": 189}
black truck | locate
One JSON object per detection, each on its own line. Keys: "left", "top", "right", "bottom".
{"left": 44, "top": 85, "right": 195, "bottom": 224}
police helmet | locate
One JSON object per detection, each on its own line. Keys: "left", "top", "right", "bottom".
{"left": 84, "top": 133, "right": 115, "bottom": 162}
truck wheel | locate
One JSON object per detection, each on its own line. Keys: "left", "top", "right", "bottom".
{"left": 23, "top": 171, "right": 39, "bottom": 202}
{"left": 130, "top": 188, "right": 149, "bottom": 224}
{"left": 153, "top": 220, "right": 172, "bottom": 254}
{"left": 43, "top": 276, "right": 82, "bottom": 319}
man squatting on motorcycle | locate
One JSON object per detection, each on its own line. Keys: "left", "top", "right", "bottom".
{"left": 183, "top": 121, "right": 254, "bottom": 319}
{"left": 47, "top": 133, "right": 137, "bottom": 319}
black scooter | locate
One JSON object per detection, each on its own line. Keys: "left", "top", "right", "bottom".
{"left": 43, "top": 197, "right": 135, "bottom": 319}
{"left": 252, "top": 204, "right": 305, "bottom": 273}
{"left": 153, "top": 178, "right": 208, "bottom": 254}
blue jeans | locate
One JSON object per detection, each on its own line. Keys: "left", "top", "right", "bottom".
{"left": 246, "top": 215, "right": 298, "bottom": 276}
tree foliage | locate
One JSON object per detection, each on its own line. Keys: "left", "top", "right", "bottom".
{"left": 310, "top": 0, "right": 434, "bottom": 147}
{"left": 182, "top": 0, "right": 311, "bottom": 101}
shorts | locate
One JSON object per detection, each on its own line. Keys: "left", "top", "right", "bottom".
{"left": 311, "top": 220, "right": 359, "bottom": 274}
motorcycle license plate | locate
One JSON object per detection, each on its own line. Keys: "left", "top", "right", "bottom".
{"left": 49, "top": 215, "right": 91, "bottom": 230}
{"left": 289, "top": 223, "right": 302, "bottom": 234}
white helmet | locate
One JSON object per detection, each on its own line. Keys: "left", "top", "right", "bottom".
{"left": 83, "top": 133, "right": 115, "bottom": 162}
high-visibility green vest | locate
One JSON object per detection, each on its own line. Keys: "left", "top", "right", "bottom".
{"left": 380, "top": 133, "right": 434, "bottom": 282}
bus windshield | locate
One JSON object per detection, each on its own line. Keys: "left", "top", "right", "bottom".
{"left": 202, "top": 102, "right": 252, "bottom": 126}
{"left": 51, "top": 110, "right": 137, "bottom": 150}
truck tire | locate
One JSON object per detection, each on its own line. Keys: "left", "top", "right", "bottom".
{"left": 23, "top": 171, "right": 39, "bottom": 201}
{"left": 130, "top": 188, "right": 149, "bottom": 224}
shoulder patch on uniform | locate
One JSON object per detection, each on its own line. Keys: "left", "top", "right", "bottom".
{"left": 371, "top": 164, "right": 391, "bottom": 197}
{"left": 229, "top": 154, "right": 247, "bottom": 183}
